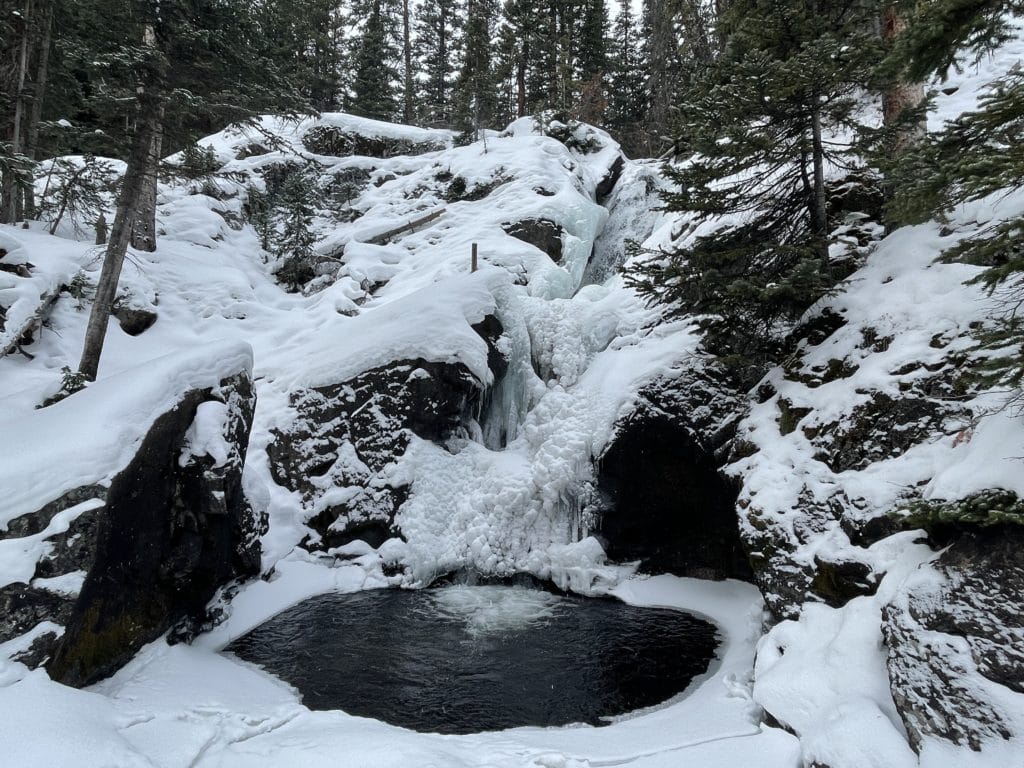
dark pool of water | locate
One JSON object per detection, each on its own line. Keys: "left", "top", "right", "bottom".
{"left": 226, "top": 585, "right": 718, "bottom": 734}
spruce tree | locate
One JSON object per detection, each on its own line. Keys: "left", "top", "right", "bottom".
{"left": 274, "top": 169, "right": 319, "bottom": 292}
{"left": 349, "top": 0, "right": 401, "bottom": 121}
{"left": 885, "top": 3, "right": 1024, "bottom": 408}
{"left": 607, "top": 0, "right": 646, "bottom": 150}
{"left": 627, "top": 0, "right": 882, "bottom": 378}
{"left": 453, "top": 0, "right": 499, "bottom": 135}
{"left": 414, "top": 0, "right": 465, "bottom": 126}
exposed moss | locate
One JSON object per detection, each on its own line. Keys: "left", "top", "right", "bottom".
{"left": 896, "top": 489, "right": 1024, "bottom": 535}
{"left": 777, "top": 398, "right": 811, "bottom": 435}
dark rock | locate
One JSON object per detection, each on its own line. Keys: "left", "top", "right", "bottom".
{"left": 268, "top": 356, "right": 488, "bottom": 551}
{"left": 302, "top": 125, "right": 444, "bottom": 158}
{"left": 11, "top": 630, "right": 61, "bottom": 668}
{"left": 810, "top": 555, "right": 878, "bottom": 605}
{"left": 47, "top": 370, "right": 263, "bottom": 687}
{"left": 471, "top": 314, "right": 509, "bottom": 383}
{"left": 883, "top": 526, "right": 1024, "bottom": 751}
{"left": 812, "top": 393, "right": 967, "bottom": 473}
{"left": 112, "top": 306, "right": 158, "bottom": 336}
{"left": 502, "top": 219, "right": 564, "bottom": 263}
{"left": 0, "top": 584, "right": 72, "bottom": 647}
{"left": 596, "top": 154, "right": 625, "bottom": 202}
{"left": 593, "top": 370, "right": 751, "bottom": 579}
{"left": 0, "top": 484, "right": 105, "bottom": 540}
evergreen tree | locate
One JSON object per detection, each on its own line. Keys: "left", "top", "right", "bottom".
{"left": 414, "top": 0, "right": 464, "bottom": 126}
{"left": 884, "top": 1, "right": 1024, "bottom": 407}
{"left": 606, "top": 0, "right": 645, "bottom": 150}
{"left": 274, "top": 169, "right": 319, "bottom": 292}
{"left": 453, "top": 0, "right": 499, "bottom": 135}
{"left": 575, "top": 0, "right": 609, "bottom": 123}
{"left": 349, "top": 0, "right": 401, "bottom": 121}
{"left": 627, "top": 0, "right": 882, "bottom": 379}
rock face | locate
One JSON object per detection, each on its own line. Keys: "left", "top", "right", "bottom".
{"left": 593, "top": 371, "right": 751, "bottom": 579}
{"left": 268, "top": 316, "right": 506, "bottom": 551}
{"left": 502, "top": 219, "right": 564, "bottom": 263}
{"left": 0, "top": 486, "right": 108, "bottom": 656}
{"left": 45, "top": 370, "right": 264, "bottom": 687}
{"left": 302, "top": 125, "right": 444, "bottom": 158}
{"left": 883, "top": 525, "right": 1024, "bottom": 751}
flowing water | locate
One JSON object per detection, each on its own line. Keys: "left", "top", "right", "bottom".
{"left": 226, "top": 585, "right": 718, "bottom": 734}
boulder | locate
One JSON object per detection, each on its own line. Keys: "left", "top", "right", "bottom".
{"left": 46, "top": 370, "right": 264, "bottom": 687}
{"left": 502, "top": 219, "right": 564, "bottom": 263}
{"left": 592, "top": 369, "right": 751, "bottom": 579}
{"left": 883, "top": 525, "right": 1024, "bottom": 752}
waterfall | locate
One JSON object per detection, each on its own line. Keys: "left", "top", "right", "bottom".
{"left": 581, "top": 162, "right": 664, "bottom": 287}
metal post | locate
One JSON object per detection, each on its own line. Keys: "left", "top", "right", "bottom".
{"left": 471, "top": 242, "right": 478, "bottom": 273}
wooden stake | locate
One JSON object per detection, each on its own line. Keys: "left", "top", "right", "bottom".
{"left": 471, "top": 242, "right": 478, "bottom": 273}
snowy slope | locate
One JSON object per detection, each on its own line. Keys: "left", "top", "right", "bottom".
{"left": 0, "top": 113, "right": 807, "bottom": 767}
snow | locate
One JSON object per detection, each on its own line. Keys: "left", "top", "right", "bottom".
{"left": 0, "top": 341, "right": 253, "bottom": 531}
{"left": 2, "top": 25, "right": 1024, "bottom": 759}
{"left": 0, "top": 573, "right": 799, "bottom": 767}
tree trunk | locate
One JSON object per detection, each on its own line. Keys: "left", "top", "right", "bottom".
{"left": 24, "top": 0, "right": 55, "bottom": 219}
{"left": 810, "top": 105, "right": 829, "bottom": 271}
{"left": 130, "top": 110, "right": 163, "bottom": 252}
{"left": 516, "top": 50, "right": 527, "bottom": 117}
{"left": 79, "top": 93, "right": 162, "bottom": 380}
{"left": 881, "top": 6, "right": 925, "bottom": 153}
{"left": 1, "top": 0, "right": 34, "bottom": 223}
{"left": 402, "top": 0, "right": 414, "bottom": 124}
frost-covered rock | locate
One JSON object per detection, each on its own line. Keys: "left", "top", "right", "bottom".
{"left": 883, "top": 525, "right": 1024, "bottom": 754}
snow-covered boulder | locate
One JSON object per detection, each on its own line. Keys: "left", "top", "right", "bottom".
{"left": 883, "top": 525, "right": 1024, "bottom": 755}
{"left": 0, "top": 344, "right": 264, "bottom": 685}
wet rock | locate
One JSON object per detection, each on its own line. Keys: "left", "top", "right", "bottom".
{"left": 502, "top": 219, "right": 564, "bottom": 263}
{"left": 883, "top": 526, "right": 1024, "bottom": 751}
{"left": 593, "top": 369, "right": 751, "bottom": 579}
{"left": 47, "top": 370, "right": 264, "bottom": 687}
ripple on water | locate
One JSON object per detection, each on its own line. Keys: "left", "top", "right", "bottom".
{"left": 226, "top": 585, "right": 718, "bottom": 734}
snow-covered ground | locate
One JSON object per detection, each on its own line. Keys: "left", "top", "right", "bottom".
{"left": 0, "top": 113, "right": 805, "bottom": 765}
{"left": 0, "top": 573, "right": 798, "bottom": 768}
{"left": 3, "top": 25, "right": 1024, "bottom": 764}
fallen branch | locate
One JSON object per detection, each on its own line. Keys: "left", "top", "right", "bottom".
{"left": 0, "top": 286, "right": 60, "bottom": 359}
{"left": 363, "top": 207, "right": 445, "bottom": 246}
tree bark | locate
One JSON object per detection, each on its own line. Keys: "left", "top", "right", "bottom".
{"left": 1, "top": 0, "right": 34, "bottom": 223}
{"left": 810, "top": 105, "right": 829, "bottom": 270}
{"left": 881, "top": 6, "right": 925, "bottom": 153}
{"left": 24, "top": 0, "right": 55, "bottom": 219}
{"left": 130, "top": 109, "right": 163, "bottom": 252}
{"left": 402, "top": 0, "right": 414, "bottom": 124}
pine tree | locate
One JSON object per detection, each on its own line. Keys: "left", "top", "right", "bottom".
{"left": 607, "top": 0, "right": 645, "bottom": 150}
{"left": 575, "top": 0, "right": 609, "bottom": 123}
{"left": 627, "top": 0, "right": 882, "bottom": 379}
{"left": 274, "top": 169, "right": 319, "bottom": 292}
{"left": 884, "top": 3, "right": 1024, "bottom": 408}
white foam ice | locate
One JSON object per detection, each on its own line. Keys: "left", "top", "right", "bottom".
{"left": 423, "top": 585, "right": 565, "bottom": 637}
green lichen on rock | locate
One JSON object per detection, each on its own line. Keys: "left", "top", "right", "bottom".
{"left": 897, "top": 489, "right": 1024, "bottom": 534}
